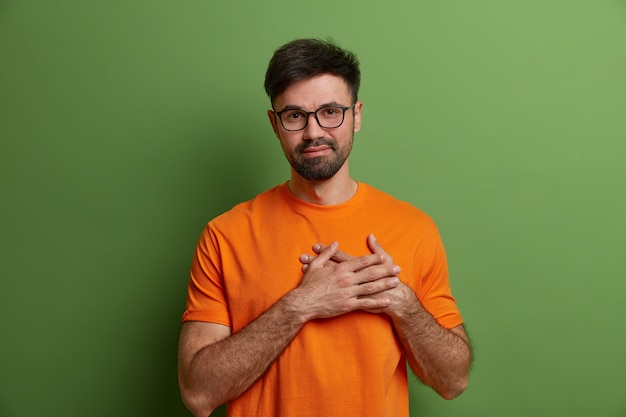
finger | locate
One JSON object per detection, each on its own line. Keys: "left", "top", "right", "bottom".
{"left": 308, "top": 241, "right": 339, "bottom": 268}
{"left": 356, "top": 264, "right": 401, "bottom": 284}
{"left": 342, "top": 252, "right": 387, "bottom": 274}
{"left": 299, "top": 254, "right": 312, "bottom": 264}
{"left": 357, "top": 296, "right": 391, "bottom": 310}
{"left": 367, "top": 234, "right": 390, "bottom": 262}
{"left": 299, "top": 254, "right": 312, "bottom": 272}
{"left": 313, "top": 243, "right": 355, "bottom": 263}
{"left": 357, "top": 276, "right": 400, "bottom": 295}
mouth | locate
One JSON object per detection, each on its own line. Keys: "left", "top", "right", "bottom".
{"left": 301, "top": 145, "right": 332, "bottom": 158}
{"left": 298, "top": 140, "right": 336, "bottom": 158}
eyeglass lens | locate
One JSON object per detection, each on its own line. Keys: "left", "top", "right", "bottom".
{"left": 279, "top": 106, "right": 347, "bottom": 131}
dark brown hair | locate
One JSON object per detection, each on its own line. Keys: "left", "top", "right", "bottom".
{"left": 264, "top": 38, "right": 361, "bottom": 105}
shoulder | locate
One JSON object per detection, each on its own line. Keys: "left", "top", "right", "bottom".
{"left": 363, "top": 183, "right": 437, "bottom": 227}
{"left": 209, "top": 184, "right": 285, "bottom": 230}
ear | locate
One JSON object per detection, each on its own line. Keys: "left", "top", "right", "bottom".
{"left": 353, "top": 101, "right": 363, "bottom": 133}
{"left": 267, "top": 110, "right": 280, "bottom": 138}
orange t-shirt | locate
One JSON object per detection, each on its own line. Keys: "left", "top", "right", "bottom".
{"left": 183, "top": 182, "right": 463, "bottom": 417}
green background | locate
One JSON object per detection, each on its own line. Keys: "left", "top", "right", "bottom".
{"left": 1, "top": 1, "right": 625, "bottom": 416}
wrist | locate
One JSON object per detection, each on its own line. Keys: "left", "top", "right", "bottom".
{"left": 389, "top": 285, "right": 423, "bottom": 322}
{"left": 279, "top": 289, "right": 312, "bottom": 326}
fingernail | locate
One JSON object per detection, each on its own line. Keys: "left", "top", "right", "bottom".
{"left": 393, "top": 266, "right": 401, "bottom": 274}
{"left": 313, "top": 244, "right": 321, "bottom": 252}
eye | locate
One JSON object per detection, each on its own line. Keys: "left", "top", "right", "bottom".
{"left": 284, "top": 110, "right": 305, "bottom": 120}
{"left": 320, "top": 107, "right": 342, "bottom": 117}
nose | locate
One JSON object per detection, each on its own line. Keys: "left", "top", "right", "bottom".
{"left": 302, "top": 112, "right": 325, "bottom": 139}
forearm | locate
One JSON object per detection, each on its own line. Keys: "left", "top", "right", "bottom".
{"left": 179, "top": 291, "right": 306, "bottom": 416}
{"left": 390, "top": 290, "right": 472, "bottom": 400}
{"left": 180, "top": 242, "right": 399, "bottom": 416}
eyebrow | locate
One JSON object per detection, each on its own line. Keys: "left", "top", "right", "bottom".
{"left": 275, "top": 101, "right": 347, "bottom": 113}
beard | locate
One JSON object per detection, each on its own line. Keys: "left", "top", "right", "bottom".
{"left": 285, "top": 136, "right": 353, "bottom": 181}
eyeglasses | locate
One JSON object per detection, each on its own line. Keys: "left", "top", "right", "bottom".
{"left": 274, "top": 104, "right": 355, "bottom": 132}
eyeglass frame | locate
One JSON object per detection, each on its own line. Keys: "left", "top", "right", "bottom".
{"left": 273, "top": 103, "right": 356, "bottom": 132}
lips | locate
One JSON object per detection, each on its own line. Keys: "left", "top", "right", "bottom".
{"left": 301, "top": 146, "right": 332, "bottom": 158}
{"left": 303, "top": 145, "right": 331, "bottom": 153}
{"left": 297, "top": 140, "right": 336, "bottom": 157}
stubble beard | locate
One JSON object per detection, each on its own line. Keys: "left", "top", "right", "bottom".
{"left": 286, "top": 136, "right": 353, "bottom": 181}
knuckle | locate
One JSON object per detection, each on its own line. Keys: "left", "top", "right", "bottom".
{"left": 336, "top": 274, "right": 352, "bottom": 287}
{"left": 361, "top": 268, "right": 376, "bottom": 281}
{"left": 362, "top": 266, "right": 387, "bottom": 282}
{"left": 362, "top": 298, "right": 380, "bottom": 309}
{"left": 338, "top": 299, "right": 353, "bottom": 313}
{"left": 338, "top": 288, "right": 353, "bottom": 301}
{"left": 372, "top": 254, "right": 384, "bottom": 264}
{"left": 363, "top": 282, "right": 376, "bottom": 294}
{"left": 357, "top": 256, "right": 369, "bottom": 266}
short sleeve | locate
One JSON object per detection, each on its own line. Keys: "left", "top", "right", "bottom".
{"left": 415, "top": 226, "right": 463, "bottom": 330}
{"left": 181, "top": 224, "right": 231, "bottom": 326}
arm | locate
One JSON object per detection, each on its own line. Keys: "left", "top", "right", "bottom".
{"left": 380, "top": 286, "right": 472, "bottom": 399}
{"left": 301, "top": 235, "right": 473, "bottom": 400}
{"left": 178, "top": 242, "right": 401, "bottom": 417}
{"left": 178, "top": 296, "right": 306, "bottom": 417}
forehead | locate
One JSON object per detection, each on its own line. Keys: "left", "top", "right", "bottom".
{"left": 273, "top": 74, "right": 352, "bottom": 109}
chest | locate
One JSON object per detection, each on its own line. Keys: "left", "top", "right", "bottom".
{"left": 217, "top": 209, "right": 423, "bottom": 331}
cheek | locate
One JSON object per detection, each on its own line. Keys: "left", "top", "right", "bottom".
{"left": 277, "top": 133, "right": 300, "bottom": 152}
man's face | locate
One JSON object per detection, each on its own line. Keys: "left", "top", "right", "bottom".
{"left": 268, "top": 74, "right": 362, "bottom": 181}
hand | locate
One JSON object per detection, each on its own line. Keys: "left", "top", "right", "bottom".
{"left": 300, "top": 235, "right": 417, "bottom": 318}
{"left": 299, "top": 245, "right": 354, "bottom": 272}
{"left": 293, "top": 241, "right": 401, "bottom": 321}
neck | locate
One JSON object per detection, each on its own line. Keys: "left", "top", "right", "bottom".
{"left": 288, "top": 165, "right": 357, "bottom": 206}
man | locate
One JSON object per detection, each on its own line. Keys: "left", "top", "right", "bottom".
{"left": 178, "top": 38, "right": 472, "bottom": 417}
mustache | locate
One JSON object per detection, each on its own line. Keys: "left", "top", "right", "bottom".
{"left": 296, "top": 139, "right": 337, "bottom": 153}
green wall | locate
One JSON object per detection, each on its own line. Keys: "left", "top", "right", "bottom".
{"left": 1, "top": 1, "right": 625, "bottom": 416}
